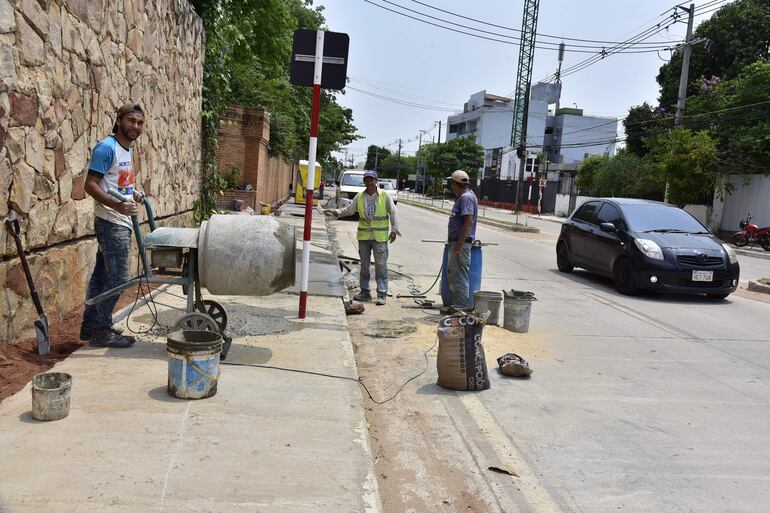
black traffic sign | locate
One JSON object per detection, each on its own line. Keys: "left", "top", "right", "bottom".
{"left": 290, "top": 29, "right": 349, "bottom": 90}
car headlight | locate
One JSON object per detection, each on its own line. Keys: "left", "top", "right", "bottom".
{"left": 722, "top": 243, "right": 738, "bottom": 264}
{"left": 634, "top": 238, "right": 664, "bottom": 260}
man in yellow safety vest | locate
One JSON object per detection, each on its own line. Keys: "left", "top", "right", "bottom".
{"left": 325, "top": 170, "right": 401, "bottom": 305}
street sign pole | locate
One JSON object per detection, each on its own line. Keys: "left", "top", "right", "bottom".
{"left": 298, "top": 30, "right": 325, "bottom": 319}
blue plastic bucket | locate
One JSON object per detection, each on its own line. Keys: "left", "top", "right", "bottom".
{"left": 167, "top": 330, "right": 223, "bottom": 399}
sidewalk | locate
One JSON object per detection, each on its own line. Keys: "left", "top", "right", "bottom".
{"left": 0, "top": 205, "right": 380, "bottom": 513}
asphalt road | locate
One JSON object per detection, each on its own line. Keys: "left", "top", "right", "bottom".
{"left": 380, "top": 202, "right": 770, "bottom": 513}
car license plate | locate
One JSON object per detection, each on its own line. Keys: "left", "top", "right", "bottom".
{"left": 692, "top": 270, "right": 713, "bottom": 282}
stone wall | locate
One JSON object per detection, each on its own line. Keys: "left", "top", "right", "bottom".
{"left": 216, "top": 105, "right": 294, "bottom": 208}
{"left": 1, "top": 0, "right": 204, "bottom": 343}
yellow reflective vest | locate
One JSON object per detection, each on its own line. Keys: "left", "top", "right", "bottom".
{"left": 357, "top": 189, "right": 390, "bottom": 242}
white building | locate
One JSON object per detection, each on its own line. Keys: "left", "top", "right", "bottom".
{"left": 446, "top": 84, "right": 618, "bottom": 169}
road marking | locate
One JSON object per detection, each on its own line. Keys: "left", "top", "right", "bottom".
{"left": 458, "top": 394, "right": 565, "bottom": 513}
{"left": 583, "top": 291, "right": 696, "bottom": 339}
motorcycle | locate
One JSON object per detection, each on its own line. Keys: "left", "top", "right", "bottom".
{"left": 731, "top": 212, "right": 770, "bottom": 251}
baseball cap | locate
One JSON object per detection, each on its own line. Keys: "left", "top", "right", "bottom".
{"left": 363, "top": 170, "right": 378, "bottom": 180}
{"left": 448, "top": 169, "right": 470, "bottom": 184}
{"left": 117, "top": 104, "right": 144, "bottom": 118}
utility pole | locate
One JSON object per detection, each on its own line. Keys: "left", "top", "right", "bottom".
{"left": 665, "top": 3, "right": 696, "bottom": 203}
{"left": 396, "top": 138, "right": 402, "bottom": 191}
{"left": 437, "top": 121, "right": 442, "bottom": 144}
{"left": 374, "top": 147, "right": 379, "bottom": 172}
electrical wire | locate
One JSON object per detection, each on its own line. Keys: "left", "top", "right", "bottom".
{"left": 221, "top": 338, "right": 438, "bottom": 406}
{"left": 360, "top": 0, "right": 681, "bottom": 54}
{"left": 347, "top": 86, "right": 459, "bottom": 112}
{"left": 404, "top": 0, "right": 690, "bottom": 46}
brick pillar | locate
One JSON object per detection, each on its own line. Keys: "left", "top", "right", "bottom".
{"left": 217, "top": 106, "right": 270, "bottom": 193}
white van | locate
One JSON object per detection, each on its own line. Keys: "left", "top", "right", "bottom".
{"left": 336, "top": 170, "right": 367, "bottom": 202}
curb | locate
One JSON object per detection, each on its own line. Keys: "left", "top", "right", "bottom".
{"left": 734, "top": 248, "right": 770, "bottom": 261}
{"left": 400, "top": 199, "right": 541, "bottom": 233}
{"left": 747, "top": 280, "right": 770, "bottom": 294}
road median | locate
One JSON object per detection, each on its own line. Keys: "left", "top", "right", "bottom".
{"left": 399, "top": 199, "right": 540, "bottom": 234}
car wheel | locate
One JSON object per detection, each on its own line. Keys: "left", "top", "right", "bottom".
{"left": 707, "top": 293, "right": 730, "bottom": 300}
{"left": 613, "top": 259, "right": 638, "bottom": 295}
{"left": 556, "top": 243, "right": 574, "bottom": 273}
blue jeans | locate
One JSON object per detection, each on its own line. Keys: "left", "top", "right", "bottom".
{"left": 358, "top": 239, "right": 388, "bottom": 299}
{"left": 447, "top": 243, "right": 471, "bottom": 308}
{"left": 82, "top": 217, "right": 132, "bottom": 332}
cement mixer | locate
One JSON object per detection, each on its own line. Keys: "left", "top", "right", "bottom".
{"left": 85, "top": 189, "right": 295, "bottom": 351}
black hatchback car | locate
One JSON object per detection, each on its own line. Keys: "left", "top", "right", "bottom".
{"left": 556, "top": 198, "right": 740, "bottom": 298}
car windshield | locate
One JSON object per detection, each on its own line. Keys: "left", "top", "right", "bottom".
{"left": 379, "top": 183, "right": 394, "bottom": 190}
{"left": 622, "top": 204, "right": 708, "bottom": 233}
{"left": 341, "top": 174, "right": 365, "bottom": 186}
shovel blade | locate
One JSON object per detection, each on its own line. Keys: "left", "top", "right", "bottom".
{"left": 34, "top": 319, "right": 50, "bottom": 355}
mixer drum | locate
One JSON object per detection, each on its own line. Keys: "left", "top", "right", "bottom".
{"left": 198, "top": 215, "right": 296, "bottom": 296}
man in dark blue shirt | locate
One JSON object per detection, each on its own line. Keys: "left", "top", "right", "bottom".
{"left": 446, "top": 170, "right": 478, "bottom": 308}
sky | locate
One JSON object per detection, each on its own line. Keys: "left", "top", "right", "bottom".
{"left": 316, "top": 0, "right": 731, "bottom": 164}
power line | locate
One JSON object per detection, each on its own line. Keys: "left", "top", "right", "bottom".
{"left": 347, "top": 86, "right": 459, "bottom": 112}
{"left": 404, "top": 0, "right": 688, "bottom": 46}
{"left": 360, "top": 0, "right": 680, "bottom": 54}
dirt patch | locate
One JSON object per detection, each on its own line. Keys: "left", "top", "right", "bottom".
{"left": 0, "top": 285, "right": 152, "bottom": 403}
{"left": 363, "top": 320, "right": 418, "bottom": 339}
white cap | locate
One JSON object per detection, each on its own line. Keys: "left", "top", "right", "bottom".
{"left": 448, "top": 169, "right": 470, "bottom": 184}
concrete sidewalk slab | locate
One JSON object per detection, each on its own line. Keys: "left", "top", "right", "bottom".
{"left": 0, "top": 213, "right": 379, "bottom": 513}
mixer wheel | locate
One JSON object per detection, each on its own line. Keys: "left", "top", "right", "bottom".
{"left": 195, "top": 300, "right": 227, "bottom": 332}
{"left": 175, "top": 312, "right": 218, "bottom": 333}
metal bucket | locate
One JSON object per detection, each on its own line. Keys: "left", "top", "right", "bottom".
{"left": 31, "top": 372, "right": 72, "bottom": 421}
{"left": 503, "top": 290, "right": 536, "bottom": 333}
{"left": 473, "top": 291, "right": 503, "bottom": 325}
{"left": 198, "top": 215, "right": 295, "bottom": 296}
{"left": 167, "top": 330, "right": 223, "bottom": 399}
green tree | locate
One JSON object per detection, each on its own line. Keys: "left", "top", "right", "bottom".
{"left": 364, "top": 145, "right": 391, "bottom": 171}
{"left": 623, "top": 102, "right": 668, "bottom": 157}
{"left": 592, "top": 151, "right": 663, "bottom": 199}
{"left": 378, "top": 154, "right": 416, "bottom": 179}
{"left": 648, "top": 128, "right": 721, "bottom": 206}
{"left": 416, "top": 136, "right": 485, "bottom": 182}
{"left": 656, "top": 0, "right": 770, "bottom": 109}
{"left": 575, "top": 154, "right": 608, "bottom": 193}
{"left": 684, "top": 60, "right": 770, "bottom": 175}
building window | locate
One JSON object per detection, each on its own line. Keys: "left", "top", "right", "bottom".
{"left": 449, "top": 124, "right": 459, "bottom": 134}
{"left": 545, "top": 127, "right": 554, "bottom": 135}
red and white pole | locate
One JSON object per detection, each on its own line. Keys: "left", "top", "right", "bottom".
{"left": 298, "top": 30, "right": 324, "bottom": 319}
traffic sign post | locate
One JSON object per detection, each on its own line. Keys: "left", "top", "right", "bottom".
{"left": 291, "top": 29, "right": 349, "bottom": 319}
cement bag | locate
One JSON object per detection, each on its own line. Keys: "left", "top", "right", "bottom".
{"left": 436, "top": 312, "right": 490, "bottom": 391}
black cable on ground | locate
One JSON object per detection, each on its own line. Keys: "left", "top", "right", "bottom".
{"left": 221, "top": 338, "right": 438, "bottom": 406}
{"left": 338, "top": 253, "right": 443, "bottom": 298}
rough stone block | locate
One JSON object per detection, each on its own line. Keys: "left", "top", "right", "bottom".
{"left": 19, "top": 0, "right": 49, "bottom": 39}
{"left": 85, "top": 34, "right": 103, "bottom": 66}
{"left": 0, "top": 154, "right": 10, "bottom": 218}
{"left": 58, "top": 170, "right": 71, "bottom": 201}
{"left": 9, "top": 91, "right": 37, "bottom": 126}
{"left": 61, "top": 12, "right": 85, "bottom": 59}
{"left": 0, "top": 0, "right": 14, "bottom": 34}
{"left": 73, "top": 197, "right": 93, "bottom": 236}
{"left": 15, "top": 12, "right": 45, "bottom": 66}
{"left": 70, "top": 53, "right": 88, "bottom": 87}
{"left": 70, "top": 172, "right": 85, "bottom": 200}
{"left": 33, "top": 172, "right": 55, "bottom": 200}
{"left": 9, "top": 160, "right": 35, "bottom": 214}
{"left": 5, "top": 126, "right": 25, "bottom": 163}
{"left": 48, "top": 199, "right": 76, "bottom": 243}
{"left": 24, "top": 128, "right": 45, "bottom": 172}
{"left": 67, "top": 0, "right": 105, "bottom": 33}
{"left": 60, "top": 118, "right": 73, "bottom": 150}
{"left": 42, "top": 148, "right": 55, "bottom": 180}
{"left": 53, "top": 146, "right": 65, "bottom": 178}
{"left": 65, "top": 132, "right": 87, "bottom": 176}
{"left": 25, "top": 197, "right": 57, "bottom": 248}
{"left": 48, "top": 8, "right": 62, "bottom": 58}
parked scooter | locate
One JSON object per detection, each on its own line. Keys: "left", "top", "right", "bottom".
{"left": 731, "top": 212, "right": 770, "bottom": 250}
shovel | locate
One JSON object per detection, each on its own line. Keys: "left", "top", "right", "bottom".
{"left": 4, "top": 215, "right": 51, "bottom": 355}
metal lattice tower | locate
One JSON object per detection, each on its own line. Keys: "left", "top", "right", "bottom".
{"left": 510, "top": 0, "right": 540, "bottom": 151}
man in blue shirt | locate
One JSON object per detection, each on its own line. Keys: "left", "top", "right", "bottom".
{"left": 446, "top": 170, "right": 478, "bottom": 309}
{"left": 79, "top": 104, "right": 145, "bottom": 348}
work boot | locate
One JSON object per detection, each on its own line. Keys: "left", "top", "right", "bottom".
{"left": 80, "top": 325, "right": 125, "bottom": 341}
{"left": 375, "top": 297, "right": 386, "bottom": 306}
{"left": 353, "top": 292, "right": 372, "bottom": 302}
{"left": 88, "top": 330, "right": 135, "bottom": 348}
